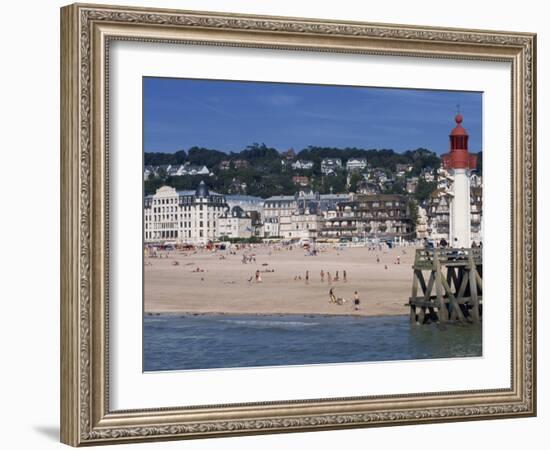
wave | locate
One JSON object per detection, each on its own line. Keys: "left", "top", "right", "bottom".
{"left": 217, "top": 319, "right": 320, "bottom": 328}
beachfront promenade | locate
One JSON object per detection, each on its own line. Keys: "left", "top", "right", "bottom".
{"left": 144, "top": 244, "right": 416, "bottom": 316}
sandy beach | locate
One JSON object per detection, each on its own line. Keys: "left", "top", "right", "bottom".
{"left": 145, "top": 243, "right": 416, "bottom": 316}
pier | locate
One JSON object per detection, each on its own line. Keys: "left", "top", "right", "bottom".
{"left": 408, "top": 248, "right": 482, "bottom": 324}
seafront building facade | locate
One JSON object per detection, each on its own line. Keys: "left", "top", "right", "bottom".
{"left": 144, "top": 175, "right": 482, "bottom": 245}
{"left": 217, "top": 206, "right": 253, "bottom": 240}
{"left": 144, "top": 182, "right": 227, "bottom": 245}
{"left": 226, "top": 194, "right": 264, "bottom": 216}
{"left": 145, "top": 124, "right": 482, "bottom": 246}
{"left": 321, "top": 194, "right": 413, "bottom": 240}
{"left": 279, "top": 202, "right": 324, "bottom": 240}
{"left": 263, "top": 191, "right": 352, "bottom": 220}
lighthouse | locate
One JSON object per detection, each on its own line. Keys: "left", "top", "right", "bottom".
{"left": 441, "top": 113, "right": 477, "bottom": 248}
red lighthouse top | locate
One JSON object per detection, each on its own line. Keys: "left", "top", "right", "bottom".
{"left": 441, "top": 114, "right": 477, "bottom": 170}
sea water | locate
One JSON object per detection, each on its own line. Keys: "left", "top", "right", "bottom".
{"left": 143, "top": 314, "right": 482, "bottom": 372}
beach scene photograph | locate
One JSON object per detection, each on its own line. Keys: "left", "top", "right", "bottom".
{"left": 142, "top": 77, "right": 483, "bottom": 372}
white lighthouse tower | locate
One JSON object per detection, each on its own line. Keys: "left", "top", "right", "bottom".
{"left": 442, "top": 113, "right": 477, "bottom": 249}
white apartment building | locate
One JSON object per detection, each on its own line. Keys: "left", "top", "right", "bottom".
{"left": 321, "top": 158, "right": 342, "bottom": 175}
{"left": 261, "top": 217, "right": 280, "bottom": 238}
{"left": 346, "top": 158, "right": 368, "bottom": 172}
{"left": 144, "top": 182, "right": 227, "bottom": 245}
{"left": 263, "top": 195, "right": 298, "bottom": 219}
{"left": 279, "top": 203, "right": 324, "bottom": 240}
{"left": 217, "top": 206, "right": 253, "bottom": 240}
{"left": 291, "top": 160, "right": 314, "bottom": 170}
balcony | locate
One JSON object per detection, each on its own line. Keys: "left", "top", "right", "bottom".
{"left": 322, "top": 225, "right": 358, "bottom": 230}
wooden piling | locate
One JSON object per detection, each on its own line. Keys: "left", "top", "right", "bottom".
{"left": 408, "top": 247, "right": 482, "bottom": 324}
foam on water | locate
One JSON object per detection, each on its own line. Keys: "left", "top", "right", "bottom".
{"left": 217, "top": 319, "right": 320, "bottom": 328}
{"left": 144, "top": 313, "right": 482, "bottom": 371}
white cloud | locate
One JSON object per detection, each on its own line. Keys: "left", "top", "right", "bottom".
{"left": 261, "top": 94, "right": 301, "bottom": 107}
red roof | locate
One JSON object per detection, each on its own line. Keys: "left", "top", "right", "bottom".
{"left": 446, "top": 114, "right": 475, "bottom": 170}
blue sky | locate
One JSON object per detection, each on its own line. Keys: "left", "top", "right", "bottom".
{"left": 143, "top": 77, "right": 482, "bottom": 155}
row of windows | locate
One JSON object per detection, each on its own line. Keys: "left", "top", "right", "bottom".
{"left": 145, "top": 230, "right": 178, "bottom": 239}
{"left": 145, "top": 229, "right": 210, "bottom": 239}
{"left": 150, "top": 204, "right": 226, "bottom": 212}
{"left": 265, "top": 202, "right": 295, "bottom": 208}
{"left": 145, "top": 223, "right": 177, "bottom": 230}
{"left": 145, "top": 221, "right": 217, "bottom": 229}
{"left": 153, "top": 206, "right": 177, "bottom": 213}
{"left": 152, "top": 198, "right": 177, "bottom": 205}
{"left": 145, "top": 211, "right": 223, "bottom": 221}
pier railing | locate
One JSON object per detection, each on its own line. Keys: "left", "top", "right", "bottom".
{"left": 414, "top": 247, "right": 482, "bottom": 270}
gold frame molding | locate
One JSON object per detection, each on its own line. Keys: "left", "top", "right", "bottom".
{"left": 60, "top": 3, "right": 536, "bottom": 446}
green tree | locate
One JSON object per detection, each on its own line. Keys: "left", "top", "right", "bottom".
{"left": 414, "top": 178, "right": 437, "bottom": 203}
{"left": 348, "top": 173, "right": 363, "bottom": 192}
{"left": 408, "top": 199, "right": 419, "bottom": 233}
{"left": 187, "top": 147, "right": 226, "bottom": 167}
{"left": 144, "top": 177, "right": 164, "bottom": 195}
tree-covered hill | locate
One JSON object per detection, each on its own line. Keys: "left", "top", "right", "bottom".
{"left": 143, "top": 144, "right": 482, "bottom": 198}
{"left": 145, "top": 144, "right": 442, "bottom": 174}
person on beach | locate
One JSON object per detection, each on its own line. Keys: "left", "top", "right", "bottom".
{"left": 376, "top": 255, "right": 380, "bottom": 264}
{"left": 320, "top": 269, "right": 325, "bottom": 282}
{"left": 329, "top": 288, "right": 346, "bottom": 305}
{"left": 343, "top": 270, "right": 347, "bottom": 282}
{"left": 353, "top": 291, "right": 360, "bottom": 311}
{"left": 305, "top": 270, "right": 309, "bottom": 284}
{"left": 329, "top": 287, "right": 336, "bottom": 304}
{"left": 335, "top": 271, "right": 339, "bottom": 282}
{"left": 327, "top": 272, "right": 332, "bottom": 285}
{"left": 255, "top": 270, "right": 262, "bottom": 282}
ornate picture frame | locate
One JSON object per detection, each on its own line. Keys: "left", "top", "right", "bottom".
{"left": 60, "top": 3, "right": 536, "bottom": 446}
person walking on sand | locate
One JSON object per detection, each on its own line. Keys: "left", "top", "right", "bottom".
{"left": 320, "top": 269, "right": 325, "bottom": 282}
{"left": 343, "top": 270, "right": 347, "bottom": 282}
{"left": 327, "top": 272, "right": 332, "bottom": 285}
{"left": 335, "top": 271, "right": 339, "bottom": 282}
{"left": 353, "top": 291, "right": 361, "bottom": 311}
{"left": 255, "top": 270, "right": 262, "bottom": 283}
{"left": 305, "top": 270, "right": 309, "bottom": 284}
